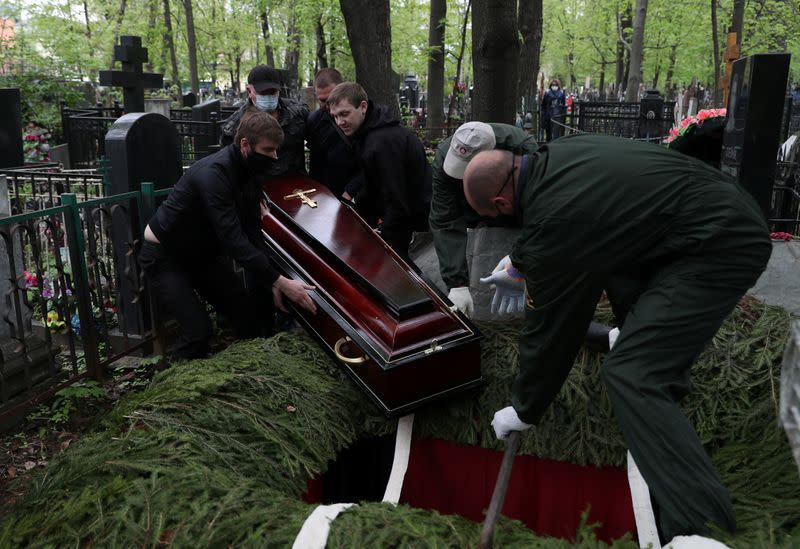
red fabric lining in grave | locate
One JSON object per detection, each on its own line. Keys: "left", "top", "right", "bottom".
{"left": 303, "top": 437, "right": 636, "bottom": 543}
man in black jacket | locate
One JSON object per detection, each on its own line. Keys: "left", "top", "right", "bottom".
{"left": 141, "top": 112, "right": 316, "bottom": 360}
{"left": 219, "top": 65, "right": 309, "bottom": 177}
{"left": 305, "top": 68, "right": 360, "bottom": 198}
{"left": 327, "top": 82, "right": 431, "bottom": 258}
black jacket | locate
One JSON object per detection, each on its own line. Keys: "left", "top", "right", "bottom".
{"left": 305, "top": 108, "right": 360, "bottom": 197}
{"left": 219, "top": 97, "right": 309, "bottom": 177}
{"left": 148, "top": 144, "right": 279, "bottom": 285}
{"left": 350, "top": 101, "right": 431, "bottom": 254}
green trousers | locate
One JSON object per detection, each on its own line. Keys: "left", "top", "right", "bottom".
{"left": 602, "top": 244, "right": 770, "bottom": 541}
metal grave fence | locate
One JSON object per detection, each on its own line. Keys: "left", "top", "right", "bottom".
{"left": 0, "top": 183, "right": 169, "bottom": 431}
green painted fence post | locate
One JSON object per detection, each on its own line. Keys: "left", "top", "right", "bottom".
{"left": 138, "top": 182, "right": 165, "bottom": 357}
{"left": 61, "top": 193, "right": 102, "bottom": 380}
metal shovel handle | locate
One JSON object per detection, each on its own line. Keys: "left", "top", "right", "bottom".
{"left": 479, "top": 430, "right": 522, "bottom": 549}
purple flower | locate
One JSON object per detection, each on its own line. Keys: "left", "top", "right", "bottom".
{"left": 42, "top": 287, "right": 53, "bottom": 299}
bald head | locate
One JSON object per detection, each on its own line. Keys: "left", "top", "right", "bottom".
{"left": 463, "top": 149, "right": 518, "bottom": 217}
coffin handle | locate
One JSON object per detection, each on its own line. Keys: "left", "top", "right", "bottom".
{"left": 334, "top": 337, "right": 368, "bottom": 364}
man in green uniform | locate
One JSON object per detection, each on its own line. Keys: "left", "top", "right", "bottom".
{"left": 463, "top": 134, "right": 771, "bottom": 542}
{"left": 430, "top": 121, "right": 538, "bottom": 317}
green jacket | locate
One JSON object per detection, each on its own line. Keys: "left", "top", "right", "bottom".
{"left": 509, "top": 134, "right": 770, "bottom": 424}
{"left": 429, "top": 123, "right": 538, "bottom": 290}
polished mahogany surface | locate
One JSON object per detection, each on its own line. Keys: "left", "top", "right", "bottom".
{"left": 262, "top": 176, "right": 472, "bottom": 359}
{"left": 260, "top": 175, "right": 482, "bottom": 416}
{"left": 267, "top": 177, "right": 430, "bottom": 318}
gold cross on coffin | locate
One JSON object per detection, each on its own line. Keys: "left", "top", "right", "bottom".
{"left": 284, "top": 188, "right": 318, "bottom": 208}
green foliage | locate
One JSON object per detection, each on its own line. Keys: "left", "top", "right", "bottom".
{"left": 27, "top": 380, "right": 107, "bottom": 428}
{"left": 0, "top": 298, "right": 797, "bottom": 547}
{"left": 0, "top": 71, "right": 85, "bottom": 141}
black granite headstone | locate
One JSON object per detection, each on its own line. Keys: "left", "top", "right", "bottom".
{"left": 0, "top": 89, "right": 24, "bottom": 168}
{"left": 721, "top": 53, "right": 791, "bottom": 216}
{"left": 99, "top": 36, "right": 163, "bottom": 114}
{"left": 105, "top": 113, "right": 181, "bottom": 335}
{"left": 191, "top": 99, "right": 221, "bottom": 159}
{"left": 638, "top": 89, "right": 665, "bottom": 139}
{"left": 182, "top": 92, "right": 197, "bottom": 108}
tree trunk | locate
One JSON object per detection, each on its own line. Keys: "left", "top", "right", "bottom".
{"left": 652, "top": 57, "right": 660, "bottom": 90}
{"left": 284, "top": 13, "right": 301, "bottom": 93}
{"left": 162, "top": 0, "right": 180, "bottom": 89}
{"left": 731, "top": 0, "right": 745, "bottom": 45}
{"left": 426, "top": 0, "right": 446, "bottom": 140}
{"left": 109, "top": 0, "right": 127, "bottom": 68}
{"left": 616, "top": 4, "right": 632, "bottom": 97}
{"left": 146, "top": 0, "right": 158, "bottom": 73}
{"left": 182, "top": 0, "right": 200, "bottom": 94}
{"left": 625, "top": 0, "right": 647, "bottom": 102}
{"left": 340, "top": 0, "right": 400, "bottom": 118}
{"left": 261, "top": 7, "right": 276, "bottom": 67}
{"left": 599, "top": 62, "right": 607, "bottom": 100}
{"left": 517, "top": 0, "right": 543, "bottom": 114}
{"left": 665, "top": 44, "right": 677, "bottom": 98}
{"left": 446, "top": 0, "right": 471, "bottom": 131}
{"left": 711, "top": 0, "right": 721, "bottom": 106}
{"left": 471, "top": 0, "right": 520, "bottom": 123}
{"left": 316, "top": 16, "right": 329, "bottom": 70}
{"left": 83, "top": 0, "right": 92, "bottom": 39}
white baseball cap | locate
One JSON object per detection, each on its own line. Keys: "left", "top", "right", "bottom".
{"left": 443, "top": 121, "right": 496, "bottom": 179}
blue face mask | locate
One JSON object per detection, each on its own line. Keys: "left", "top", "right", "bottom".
{"left": 255, "top": 93, "right": 279, "bottom": 112}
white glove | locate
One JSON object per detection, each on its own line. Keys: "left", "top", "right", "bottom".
{"left": 479, "top": 263, "right": 525, "bottom": 315}
{"left": 492, "top": 254, "right": 513, "bottom": 274}
{"left": 447, "top": 286, "right": 474, "bottom": 317}
{"left": 608, "top": 327, "right": 620, "bottom": 350}
{"left": 491, "top": 406, "right": 532, "bottom": 440}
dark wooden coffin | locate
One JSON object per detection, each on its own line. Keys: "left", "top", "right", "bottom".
{"left": 260, "top": 175, "right": 483, "bottom": 417}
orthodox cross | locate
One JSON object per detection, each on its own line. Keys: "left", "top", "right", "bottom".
{"left": 99, "top": 36, "right": 164, "bottom": 114}
{"left": 284, "top": 188, "right": 318, "bottom": 208}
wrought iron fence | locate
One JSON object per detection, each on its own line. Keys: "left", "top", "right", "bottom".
{"left": 772, "top": 161, "right": 800, "bottom": 235}
{"left": 62, "top": 104, "right": 225, "bottom": 169}
{"left": 0, "top": 183, "right": 167, "bottom": 431}
{"left": 2, "top": 163, "right": 109, "bottom": 215}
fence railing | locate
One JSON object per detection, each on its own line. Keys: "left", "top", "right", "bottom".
{"left": 0, "top": 183, "right": 168, "bottom": 431}
{"left": 62, "top": 104, "right": 225, "bottom": 170}
{"left": 1, "top": 162, "right": 109, "bottom": 215}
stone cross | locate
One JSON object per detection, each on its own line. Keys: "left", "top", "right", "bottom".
{"left": 99, "top": 36, "right": 163, "bottom": 114}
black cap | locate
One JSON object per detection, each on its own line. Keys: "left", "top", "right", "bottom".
{"left": 247, "top": 65, "right": 282, "bottom": 93}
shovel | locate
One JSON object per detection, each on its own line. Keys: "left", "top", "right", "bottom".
{"left": 479, "top": 430, "right": 522, "bottom": 549}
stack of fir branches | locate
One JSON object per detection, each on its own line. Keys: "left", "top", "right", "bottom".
{"left": 0, "top": 297, "right": 797, "bottom": 547}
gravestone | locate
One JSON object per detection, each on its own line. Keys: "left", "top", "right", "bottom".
{"left": 106, "top": 113, "right": 181, "bottom": 335}
{"left": 0, "top": 88, "right": 24, "bottom": 168}
{"left": 721, "top": 53, "right": 791, "bottom": 216}
{"left": 638, "top": 89, "right": 664, "bottom": 139}
{"left": 182, "top": 92, "right": 197, "bottom": 108}
{"left": 99, "top": 36, "right": 163, "bottom": 114}
{"left": 191, "top": 98, "right": 220, "bottom": 158}
{"left": 144, "top": 98, "right": 171, "bottom": 118}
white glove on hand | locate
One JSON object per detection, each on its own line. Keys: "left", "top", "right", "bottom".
{"left": 492, "top": 254, "right": 513, "bottom": 274}
{"left": 447, "top": 286, "right": 474, "bottom": 317}
{"left": 479, "top": 263, "right": 525, "bottom": 315}
{"left": 491, "top": 406, "right": 532, "bottom": 440}
{"left": 608, "top": 327, "right": 620, "bottom": 350}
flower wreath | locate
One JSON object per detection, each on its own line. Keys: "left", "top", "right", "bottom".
{"left": 665, "top": 108, "right": 727, "bottom": 168}
{"left": 665, "top": 108, "right": 727, "bottom": 144}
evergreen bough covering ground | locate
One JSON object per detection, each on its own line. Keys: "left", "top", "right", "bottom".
{"left": 0, "top": 297, "right": 797, "bottom": 548}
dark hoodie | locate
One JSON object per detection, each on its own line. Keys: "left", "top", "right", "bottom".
{"left": 349, "top": 100, "right": 431, "bottom": 256}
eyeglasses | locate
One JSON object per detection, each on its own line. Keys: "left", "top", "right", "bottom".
{"left": 494, "top": 154, "right": 516, "bottom": 216}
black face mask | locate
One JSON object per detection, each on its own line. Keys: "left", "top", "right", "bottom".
{"left": 246, "top": 151, "right": 276, "bottom": 179}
